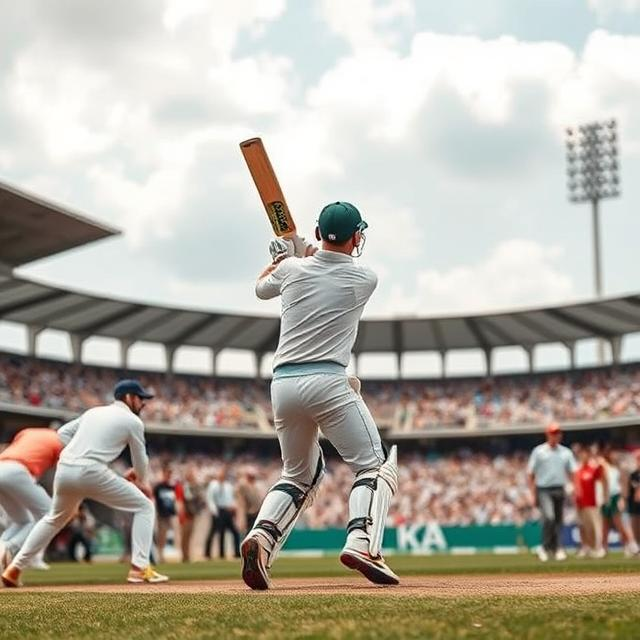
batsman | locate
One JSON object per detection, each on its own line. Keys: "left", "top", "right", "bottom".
{"left": 241, "top": 201, "right": 399, "bottom": 590}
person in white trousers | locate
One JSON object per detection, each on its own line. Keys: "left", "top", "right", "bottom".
{"left": 2, "top": 380, "right": 168, "bottom": 587}
{"left": 0, "top": 425, "right": 77, "bottom": 570}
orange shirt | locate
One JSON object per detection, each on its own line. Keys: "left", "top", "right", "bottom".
{"left": 0, "top": 428, "right": 63, "bottom": 478}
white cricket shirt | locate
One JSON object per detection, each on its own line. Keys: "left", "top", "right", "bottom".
{"left": 59, "top": 400, "right": 149, "bottom": 482}
{"left": 256, "top": 250, "right": 377, "bottom": 369}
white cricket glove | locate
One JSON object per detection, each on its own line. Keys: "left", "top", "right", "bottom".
{"left": 269, "top": 235, "right": 317, "bottom": 261}
{"left": 269, "top": 237, "right": 294, "bottom": 262}
{"left": 291, "top": 234, "right": 316, "bottom": 258}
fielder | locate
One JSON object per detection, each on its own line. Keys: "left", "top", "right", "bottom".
{"left": 1, "top": 379, "right": 168, "bottom": 587}
{"left": 0, "top": 425, "right": 77, "bottom": 570}
{"left": 241, "top": 201, "right": 399, "bottom": 590}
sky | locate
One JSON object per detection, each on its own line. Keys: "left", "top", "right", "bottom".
{"left": 1, "top": 0, "right": 640, "bottom": 376}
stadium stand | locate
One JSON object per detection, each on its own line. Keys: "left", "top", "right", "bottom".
{"left": 1, "top": 180, "right": 640, "bottom": 544}
{"left": 2, "top": 351, "right": 640, "bottom": 434}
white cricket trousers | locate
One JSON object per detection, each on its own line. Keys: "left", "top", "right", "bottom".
{"left": 271, "top": 373, "right": 386, "bottom": 486}
{"left": 0, "top": 461, "right": 51, "bottom": 555}
{"left": 12, "top": 461, "right": 155, "bottom": 570}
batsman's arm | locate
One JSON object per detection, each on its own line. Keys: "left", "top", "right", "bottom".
{"left": 255, "top": 254, "right": 290, "bottom": 300}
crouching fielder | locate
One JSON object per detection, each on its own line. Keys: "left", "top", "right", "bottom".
{"left": 2, "top": 380, "right": 168, "bottom": 587}
{"left": 241, "top": 202, "right": 399, "bottom": 590}
{"left": 0, "top": 425, "right": 76, "bottom": 570}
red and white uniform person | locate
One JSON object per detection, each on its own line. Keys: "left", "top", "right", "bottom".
{"left": 0, "top": 426, "right": 75, "bottom": 561}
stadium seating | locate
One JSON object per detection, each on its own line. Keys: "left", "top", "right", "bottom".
{"left": 2, "top": 351, "right": 640, "bottom": 432}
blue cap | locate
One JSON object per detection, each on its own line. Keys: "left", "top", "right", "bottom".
{"left": 113, "top": 379, "right": 154, "bottom": 400}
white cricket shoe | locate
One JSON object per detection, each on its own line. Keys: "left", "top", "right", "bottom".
{"left": 537, "top": 547, "right": 549, "bottom": 562}
{"left": 590, "top": 548, "right": 606, "bottom": 559}
{"left": 575, "top": 547, "right": 588, "bottom": 559}
{"left": 29, "top": 558, "right": 51, "bottom": 571}
{"left": 555, "top": 548, "right": 567, "bottom": 561}
{"left": 241, "top": 536, "right": 272, "bottom": 591}
{"left": 340, "top": 537, "right": 399, "bottom": 586}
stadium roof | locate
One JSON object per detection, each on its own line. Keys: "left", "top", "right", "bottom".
{"left": 1, "top": 273, "right": 640, "bottom": 363}
{"left": 0, "top": 179, "right": 119, "bottom": 268}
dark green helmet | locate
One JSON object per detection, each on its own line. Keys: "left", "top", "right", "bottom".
{"left": 317, "top": 202, "right": 368, "bottom": 243}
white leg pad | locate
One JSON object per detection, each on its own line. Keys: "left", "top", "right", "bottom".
{"left": 248, "top": 452, "right": 324, "bottom": 568}
{"left": 347, "top": 445, "right": 398, "bottom": 557}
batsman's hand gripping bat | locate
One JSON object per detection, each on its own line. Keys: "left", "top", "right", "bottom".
{"left": 239, "top": 137, "right": 297, "bottom": 237}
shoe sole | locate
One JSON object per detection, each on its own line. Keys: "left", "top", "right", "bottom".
{"left": 340, "top": 551, "right": 399, "bottom": 586}
{"left": 241, "top": 538, "right": 270, "bottom": 590}
{"left": 127, "top": 576, "right": 170, "bottom": 584}
{"left": 1, "top": 575, "right": 20, "bottom": 588}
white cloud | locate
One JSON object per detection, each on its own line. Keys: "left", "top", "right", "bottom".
{"left": 318, "top": 0, "right": 414, "bottom": 51}
{"left": 162, "top": 0, "right": 286, "bottom": 60}
{"left": 3, "top": 9, "right": 640, "bottom": 327}
{"left": 587, "top": 0, "right": 640, "bottom": 18}
{"left": 383, "top": 239, "right": 575, "bottom": 315}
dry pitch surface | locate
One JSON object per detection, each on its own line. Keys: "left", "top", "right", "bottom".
{"left": 3, "top": 555, "right": 640, "bottom": 639}
{"left": 10, "top": 572, "right": 640, "bottom": 597}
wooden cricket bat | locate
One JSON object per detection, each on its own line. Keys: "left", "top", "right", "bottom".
{"left": 239, "top": 137, "right": 297, "bottom": 237}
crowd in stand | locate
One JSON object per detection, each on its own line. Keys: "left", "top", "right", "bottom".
{"left": 143, "top": 450, "right": 537, "bottom": 533}
{"left": 3, "top": 434, "right": 639, "bottom": 561}
{"left": 0, "top": 353, "right": 266, "bottom": 430}
{"left": 2, "top": 352, "right": 640, "bottom": 432}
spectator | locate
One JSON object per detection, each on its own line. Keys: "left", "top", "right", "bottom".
{"left": 527, "top": 423, "right": 577, "bottom": 562}
{"left": 67, "top": 502, "right": 96, "bottom": 563}
{"left": 236, "top": 466, "right": 263, "bottom": 534}
{"left": 625, "top": 449, "right": 640, "bottom": 550}
{"left": 205, "top": 466, "right": 240, "bottom": 559}
{"left": 175, "top": 465, "right": 204, "bottom": 563}
{"left": 153, "top": 464, "right": 176, "bottom": 563}
{"left": 600, "top": 444, "right": 638, "bottom": 557}
{"left": 574, "top": 444, "right": 607, "bottom": 558}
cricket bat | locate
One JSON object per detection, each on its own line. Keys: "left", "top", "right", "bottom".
{"left": 239, "top": 137, "right": 297, "bottom": 237}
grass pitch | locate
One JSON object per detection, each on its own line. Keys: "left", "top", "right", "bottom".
{"left": 1, "top": 554, "right": 639, "bottom": 639}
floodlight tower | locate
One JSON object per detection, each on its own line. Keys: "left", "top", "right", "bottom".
{"left": 565, "top": 119, "right": 620, "bottom": 363}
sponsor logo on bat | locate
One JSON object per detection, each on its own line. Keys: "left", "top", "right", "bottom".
{"left": 268, "top": 201, "right": 292, "bottom": 233}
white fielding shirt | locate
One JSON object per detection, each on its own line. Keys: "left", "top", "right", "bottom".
{"left": 59, "top": 400, "right": 149, "bottom": 483}
{"left": 206, "top": 479, "right": 236, "bottom": 513}
{"left": 256, "top": 250, "right": 377, "bottom": 369}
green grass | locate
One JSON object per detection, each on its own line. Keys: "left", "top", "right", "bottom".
{"left": 2, "top": 555, "right": 640, "bottom": 639}
{"left": 1, "top": 592, "right": 640, "bottom": 639}
{"left": 13, "top": 551, "right": 640, "bottom": 586}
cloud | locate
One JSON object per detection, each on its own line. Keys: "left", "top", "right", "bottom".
{"left": 2, "top": 7, "right": 639, "bottom": 320}
{"left": 381, "top": 239, "right": 576, "bottom": 315}
{"left": 587, "top": 0, "right": 640, "bottom": 18}
{"left": 318, "top": 0, "right": 414, "bottom": 51}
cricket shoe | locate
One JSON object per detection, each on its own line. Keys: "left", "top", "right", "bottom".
{"left": 555, "top": 548, "right": 567, "bottom": 561}
{"left": 536, "top": 547, "right": 549, "bottom": 562}
{"left": 340, "top": 546, "right": 399, "bottom": 586}
{"left": 241, "top": 536, "right": 271, "bottom": 591}
{"left": 29, "top": 558, "right": 51, "bottom": 571}
{"left": 126, "top": 566, "right": 170, "bottom": 584}
{"left": 1, "top": 565, "right": 22, "bottom": 588}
